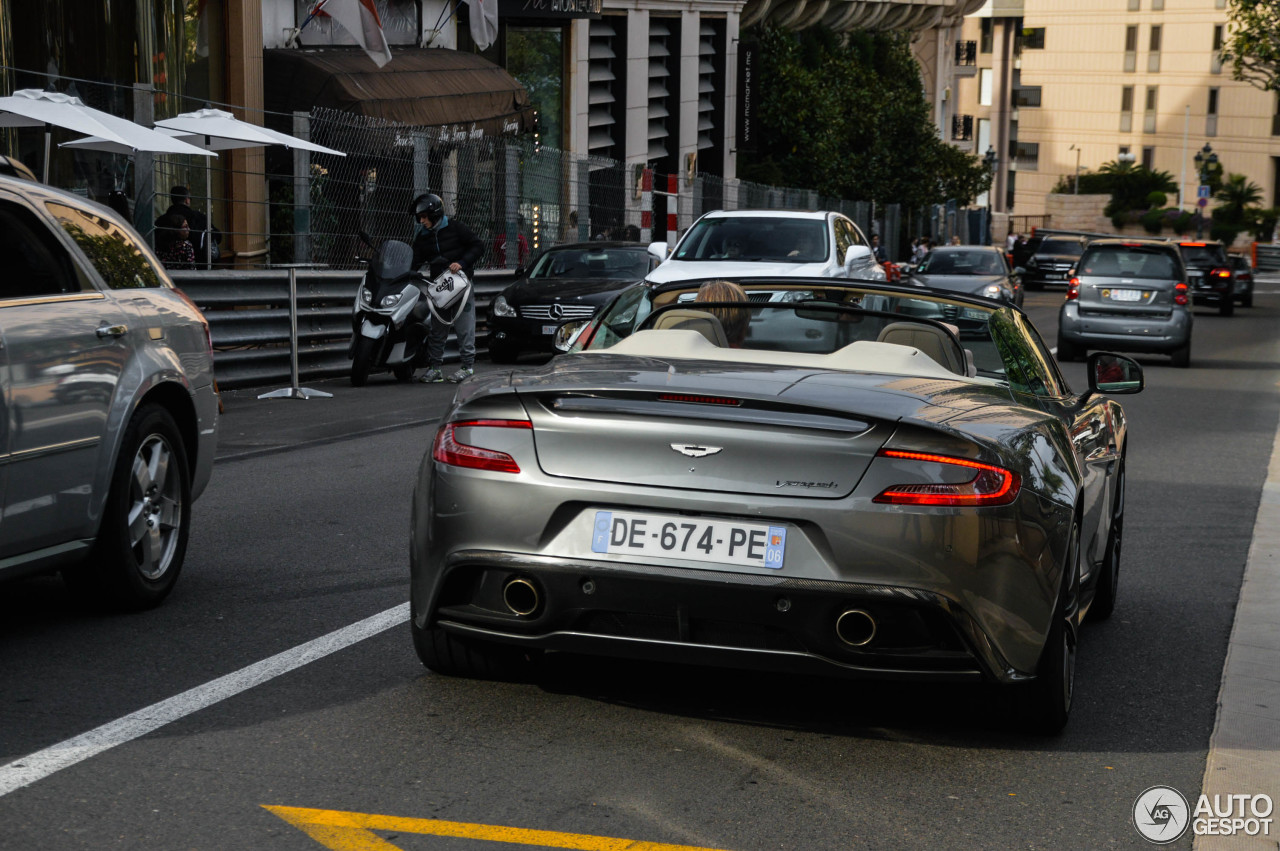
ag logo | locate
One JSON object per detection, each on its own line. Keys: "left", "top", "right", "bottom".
{"left": 1133, "top": 785, "right": 1190, "bottom": 844}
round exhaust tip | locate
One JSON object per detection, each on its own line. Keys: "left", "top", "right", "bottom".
{"left": 835, "top": 609, "right": 876, "bottom": 647}
{"left": 502, "top": 577, "right": 541, "bottom": 617}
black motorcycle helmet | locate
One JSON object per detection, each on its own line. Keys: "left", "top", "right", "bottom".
{"left": 412, "top": 193, "right": 444, "bottom": 227}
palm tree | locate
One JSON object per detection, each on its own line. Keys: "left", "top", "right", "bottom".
{"left": 1214, "top": 173, "right": 1263, "bottom": 222}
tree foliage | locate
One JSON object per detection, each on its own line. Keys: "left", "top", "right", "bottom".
{"left": 738, "top": 26, "right": 991, "bottom": 208}
{"left": 1222, "top": 0, "right": 1280, "bottom": 92}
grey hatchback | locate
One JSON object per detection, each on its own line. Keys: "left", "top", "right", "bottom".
{"left": 0, "top": 174, "right": 219, "bottom": 608}
{"left": 1057, "top": 238, "right": 1193, "bottom": 368}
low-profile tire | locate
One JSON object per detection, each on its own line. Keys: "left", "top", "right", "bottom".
{"left": 350, "top": 335, "right": 378, "bottom": 387}
{"left": 1088, "top": 454, "right": 1124, "bottom": 621}
{"left": 1170, "top": 340, "right": 1191, "bottom": 369}
{"left": 392, "top": 363, "right": 416, "bottom": 382}
{"left": 63, "top": 405, "right": 191, "bottom": 610}
{"left": 1219, "top": 298, "right": 1235, "bottom": 317}
{"left": 1012, "top": 523, "right": 1079, "bottom": 735}
{"left": 488, "top": 343, "right": 520, "bottom": 364}
{"left": 1056, "top": 337, "right": 1082, "bottom": 362}
{"left": 412, "top": 617, "right": 535, "bottom": 680}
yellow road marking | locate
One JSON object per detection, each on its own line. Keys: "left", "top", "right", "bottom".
{"left": 263, "top": 806, "right": 735, "bottom": 851}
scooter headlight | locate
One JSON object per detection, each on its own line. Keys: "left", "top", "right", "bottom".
{"left": 492, "top": 295, "right": 517, "bottom": 318}
{"left": 360, "top": 287, "right": 373, "bottom": 305}
{"left": 380, "top": 293, "right": 402, "bottom": 308}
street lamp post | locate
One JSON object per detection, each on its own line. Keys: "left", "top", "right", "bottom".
{"left": 984, "top": 145, "right": 997, "bottom": 245}
{"left": 1068, "top": 144, "right": 1081, "bottom": 194}
{"left": 1193, "top": 142, "right": 1218, "bottom": 239}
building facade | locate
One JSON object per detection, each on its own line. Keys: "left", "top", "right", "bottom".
{"left": 949, "top": 0, "right": 1280, "bottom": 219}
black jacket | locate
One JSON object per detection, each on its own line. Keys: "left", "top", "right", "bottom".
{"left": 160, "top": 202, "right": 222, "bottom": 253}
{"left": 411, "top": 217, "right": 485, "bottom": 278}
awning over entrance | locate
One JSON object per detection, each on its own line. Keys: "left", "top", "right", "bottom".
{"left": 263, "top": 48, "right": 535, "bottom": 136}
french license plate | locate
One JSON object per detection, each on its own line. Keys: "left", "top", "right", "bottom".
{"left": 591, "top": 510, "right": 786, "bottom": 570}
{"left": 1048, "top": 272, "right": 1063, "bottom": 280}
{"left": 1109, "top": 288, "right": 1142, "bottom": 302}
{"left": 542, "top": 324, "right": 558, "bottom": 335}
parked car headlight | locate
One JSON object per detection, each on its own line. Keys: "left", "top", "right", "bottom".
{"left": 983, "top": 284, "right": 1003, "bottom": 299}
{"left": 493, "top": 295, "right": 517, "bottom": 317}
{"left": 381, "top": 293, "right": 402, "bottom": 308}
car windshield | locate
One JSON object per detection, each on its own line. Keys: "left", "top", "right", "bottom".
{"left": 1040, "top": 239, "right": 1084, "bottom": 257}
{"left": 575, "top": 282, "right": 1015, "bottom": 381}
{"left": 918, "top": 250, "right": 1005, "bottom": 276}
{"left": 1078, "top": 246, "right": 1179, "bottom": 279}
{"left": 673, "top": 217, "right": 829, "bottom": 264}
{"left": 527, "top": 247, "right": 651, "bottom": 280}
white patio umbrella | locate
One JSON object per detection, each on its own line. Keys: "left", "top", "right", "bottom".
{"left": 155, "top": 108, "right": 346, "bottom": 266}
{"left": 58, "top": 110, "right": 217, "bottom": 157}
{"left": 0, "top": 88, "right": 137, "bottom": 182}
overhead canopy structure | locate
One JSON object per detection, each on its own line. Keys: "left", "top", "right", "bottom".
{"left": 263, "top": 48, "right": 535, "bottom": 136}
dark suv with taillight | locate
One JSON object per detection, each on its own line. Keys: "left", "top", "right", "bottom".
{"left": 1227, "top": 253, "right": 1254, "bottom": 308}
{"left": 1058, "top": 238, "right": 1193, "bottom": 368}
{"left": 1177, "top": 240, "right": 1235, "bottom": 316}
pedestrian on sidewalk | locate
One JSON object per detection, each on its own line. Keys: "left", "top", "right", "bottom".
{"left": 410, "top": 193, "right": 485, "bottom": 384}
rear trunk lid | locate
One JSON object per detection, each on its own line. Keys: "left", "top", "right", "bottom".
{"left": 512, "top": 356, "right": 998, "bottom": 499}
{"left": 1075, "top": 245, "right": 1180, "bottom": 318}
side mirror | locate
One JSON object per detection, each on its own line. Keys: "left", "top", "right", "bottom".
{"left": 844, "top": 244, "right": 873, "bottom": 271}
{"left": 648, "top": 242, "right": 669, "bottom": 262}
{"left": 513, "top": 265, "right": 526, "bottom": 278}
{"left": 553, "top": 319, "right": 591, "bottom": 353}
{"left": 1088, "top": 352, "right": 1144, "bottom": 395}
{"left": 1013, "top": 266, "right": 1026, "bottom": 276}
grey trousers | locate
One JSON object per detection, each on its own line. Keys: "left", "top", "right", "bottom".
{"left": 427, "top": 293, "right": 476, "bottom": 368}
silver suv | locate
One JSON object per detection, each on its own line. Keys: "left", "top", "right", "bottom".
{"left": 0, "top": 174, "right": 219, "bottom": 608}
{"left": 1057, "top": 238, "right": 1193, "bottom": 368}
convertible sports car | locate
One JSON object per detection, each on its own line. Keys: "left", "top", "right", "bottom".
{"left": 409, "top": 278, "right": 1142, "bottom": 732}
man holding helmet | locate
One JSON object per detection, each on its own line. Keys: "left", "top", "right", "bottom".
{"left": 410, "top": 193, "right": 485, "bottom": 383}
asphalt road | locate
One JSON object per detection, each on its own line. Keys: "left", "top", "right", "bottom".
{"left": 0, "top": 289, "right": 1277, "bottom": 850}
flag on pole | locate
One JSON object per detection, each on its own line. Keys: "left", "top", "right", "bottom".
{"left": 304, "top": 0, "right": 394, "bottom": 68}
{"left": 468, "top": 0, "right": 498, "bottom": 51}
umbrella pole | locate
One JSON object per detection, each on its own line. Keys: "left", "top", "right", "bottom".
{"left": 42, "top": 125, "right": 51, "bottom": 183}
{"left": 204, "top": 142, "right": 212, "bottom": 269}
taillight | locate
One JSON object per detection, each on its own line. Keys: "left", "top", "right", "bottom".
{"left": 432, "top": 419, "right": 531, "bottom": 474}
{"left": 1066, "top": 278, "right": 1079, "bottom": 300}
{"left": 1210, "top": 268, "right": 1231, "bottom": 289}
{"left": 872, "top": 449, "right": 1021, "bottom": 506}
{"left": 1174, "top": 282, "right": 1189, "bottom": 306}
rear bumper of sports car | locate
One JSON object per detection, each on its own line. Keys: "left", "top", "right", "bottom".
{"left": 423, "top": 550, "right": 1028, "bottom": 683}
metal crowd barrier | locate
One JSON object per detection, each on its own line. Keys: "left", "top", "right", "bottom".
{"left": 1255, "top": 243, "right": 1280, "bottom": 273}
{"left": 170, "top": 268, "right": 512, "bottom": 390}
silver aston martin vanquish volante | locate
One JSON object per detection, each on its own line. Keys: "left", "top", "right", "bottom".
{"left": 409, "top": 278, "right": 1142, "bottom": 733}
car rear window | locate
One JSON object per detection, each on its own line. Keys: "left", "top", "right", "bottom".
{"left": 1179, "top": 244, "right": 1228, "bottom": 267}
{"left": 1039, "top": 239, "right": 1084, "bottom": 256}
{"left": 1078, "top": 246, "right": 1179, "bottom": 279}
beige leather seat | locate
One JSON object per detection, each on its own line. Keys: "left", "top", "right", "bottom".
{"left": 652, "top": 309, "right": 731, "bottom": 347}
{"left": 876, "top": 321, "right": 968, "bottom": 375}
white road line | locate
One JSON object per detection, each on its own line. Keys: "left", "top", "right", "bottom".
{"left": 0, "top": 602, "right": 410, "bottom": 798}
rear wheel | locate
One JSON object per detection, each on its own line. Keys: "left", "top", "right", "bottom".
{"left": 1170, "top": 340, "right": 1191, "bottom": 369}
{"left": 412, "top": 616, "right": 536, "bottom": 679}
{"left": 1219, "top": 297, "right": 1235, "bottom": 317}
{"left": 350, "top": 335, "right": 378, "bottom": 387}
{"left": 64, "top": 405, "right": 191, "bottom": 610}
{"left": 1056, "top": 337, "right": 1082, "bottom": 362}
{"left": 1088, "top": 455, "right": 1124, "bottom": 621}
{"left": 1012, "top": 522, "right": 1079, "bottom": 735}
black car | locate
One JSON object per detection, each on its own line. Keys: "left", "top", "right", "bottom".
{"left": 1022, "top": 234, "right": 1088, "bottom": 290}
{"left": 1177, "top": 240, "right": 1236, "bottom": 316}
{"left": 486, "top": 241, "right": 660, "bottom": 362}
{"left": 907, "top": 245, "right": 1023, "bottom": 306}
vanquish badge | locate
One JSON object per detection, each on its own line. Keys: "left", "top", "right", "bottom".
{"left": 670, "top": 444, "right": 722, "bottom": 458}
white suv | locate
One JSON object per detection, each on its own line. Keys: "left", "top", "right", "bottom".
{"left": 0, "top": 173, "right": 219, "bottom": 609}
{"left": 647, "top": 210, "right": 885, "bottom": 284}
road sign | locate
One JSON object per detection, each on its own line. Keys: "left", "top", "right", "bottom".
{"left": 1198, "top": 198, "right": 1209, "bottom": 208}
{"left": 1198, "top": 184, "right": 1211, "bottom": 199}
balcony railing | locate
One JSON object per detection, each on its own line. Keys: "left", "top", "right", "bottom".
{"left": 951, "top": 114, "right": 974, "bottom": 141}
{"left": 955, "top": 40, "right": 976, "bottom": 66}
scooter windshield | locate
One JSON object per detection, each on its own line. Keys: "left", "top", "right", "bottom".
{"left": 373, "top": 241, "right": 414, "bottom": 285}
